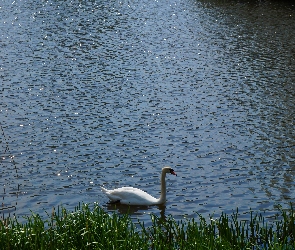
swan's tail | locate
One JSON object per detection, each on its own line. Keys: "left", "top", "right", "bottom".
{"left": 101, "top": 186, "right": 109, "bottom": 194}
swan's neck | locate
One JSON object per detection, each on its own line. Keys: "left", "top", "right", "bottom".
{"left": 158, "top": 171, "right": 167, "bottom": 204}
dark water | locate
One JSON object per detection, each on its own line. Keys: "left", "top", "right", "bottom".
{"left": 1, "top": 0, "right": 295, "bottom": 224}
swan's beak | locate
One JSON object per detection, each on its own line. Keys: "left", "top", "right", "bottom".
{"left": 171, "top": 170, "right": 177, "bottom": 176}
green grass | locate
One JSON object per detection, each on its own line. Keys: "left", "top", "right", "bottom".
{"left": 0, "top": 203, "right": 295, "bottom": 249}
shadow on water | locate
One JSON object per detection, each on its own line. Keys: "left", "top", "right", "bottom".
{"left": 198, "top": 0, "right": 295, "bottom": 6}
{"left": 193, "top": 0, "right": 295, "bottom": 201}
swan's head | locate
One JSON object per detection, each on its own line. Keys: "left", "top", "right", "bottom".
{"left": 162, "top": 166, "right": 177, "bottom": 176}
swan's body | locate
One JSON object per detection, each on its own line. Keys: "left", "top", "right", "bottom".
{"left": 101, "top": 167, "right": 177, "bottom": 205}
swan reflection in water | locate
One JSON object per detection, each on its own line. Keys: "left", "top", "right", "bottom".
{"left": 103, "top": 202, "right": 167, "bottom": 226}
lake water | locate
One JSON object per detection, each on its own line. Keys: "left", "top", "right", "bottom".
{"left": 1, "top": 0, "right": 295, "bottom": 225}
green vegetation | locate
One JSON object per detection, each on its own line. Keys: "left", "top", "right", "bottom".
{"left": 0, "top": 203, "right": 295, "bottom": 249}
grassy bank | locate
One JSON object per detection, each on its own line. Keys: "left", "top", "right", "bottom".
{"left": 0, "top": 203, "right": 295, "bottom": 249}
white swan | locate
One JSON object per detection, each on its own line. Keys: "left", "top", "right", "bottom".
{"left": 101, "top": 167, "right": 177, "bottom": 205}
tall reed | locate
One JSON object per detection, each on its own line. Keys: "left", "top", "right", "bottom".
{"left": 0, "top": 203, "right": 294, "bottom": 249}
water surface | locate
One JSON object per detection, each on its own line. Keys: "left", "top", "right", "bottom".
{"left": 1, "top": 0, "right": 295, "bottom": 224}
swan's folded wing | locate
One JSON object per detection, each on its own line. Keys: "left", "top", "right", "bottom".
{"left": 109, "top": 187, "right": 158, "bottom": 205}
{"left": 109, "top": 187, "right": 146, "bottom": 200}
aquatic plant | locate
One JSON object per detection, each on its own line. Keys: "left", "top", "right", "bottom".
{"left": 0, "top": 203, "right": 294, "bottom": 249}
